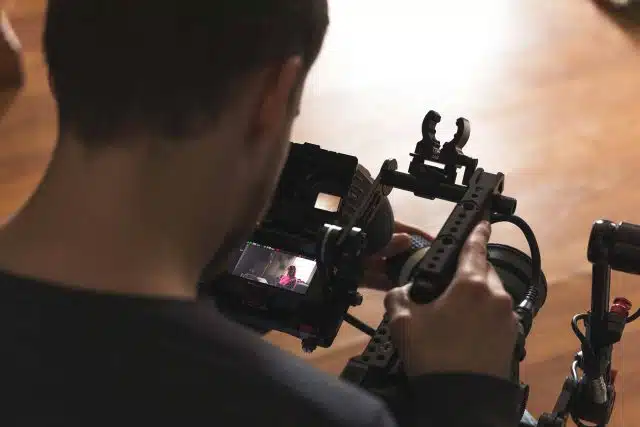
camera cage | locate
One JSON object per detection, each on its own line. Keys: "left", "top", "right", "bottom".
{"left": 205, "top": 144, "right": 372, "bottom": 349}
{"left": 202, "top": 109, "right": 638, "bottom": 426}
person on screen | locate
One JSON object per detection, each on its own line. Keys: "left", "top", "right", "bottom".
{"left": 278, "top": 265, "right": 297, "bottom": 288}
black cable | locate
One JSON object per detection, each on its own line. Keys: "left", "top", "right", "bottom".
{"left": 572, "top": 414, "right": 594, "bottom": 427}
{"left": 626, "top": 308, "right": 640, "bottom": 323}
{"left": 490, "top": 214, "right": 542, "bottom": 335}
{"left": 572, "top": 313, "right": 589, "bottom": 346}
{"left": 344, "top": 313, "right": 376, "bottom": 336}
{"left": 490, "top": 214, "right": 542, "bottom": 289}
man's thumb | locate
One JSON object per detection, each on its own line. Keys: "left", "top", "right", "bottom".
{"left": 384, "top": 284, "right": 412, "bottom": 318}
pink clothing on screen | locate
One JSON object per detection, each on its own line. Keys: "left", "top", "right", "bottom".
{"left": 279, "top": 275, "right": 296, "bottom": 287}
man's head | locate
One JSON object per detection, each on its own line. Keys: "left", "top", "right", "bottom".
{"left": 38, "top": 1, "right": 329, "bottom": 277}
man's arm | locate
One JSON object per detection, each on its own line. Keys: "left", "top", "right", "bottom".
{"left": 366, "top": 373, "right": 522, "bottom": 427}
{"left": 407, "top": 373, "right": 522, "bottom": 426}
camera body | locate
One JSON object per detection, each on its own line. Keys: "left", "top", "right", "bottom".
{"left": 201, "top": 143, "right": 372, "bottom": 349}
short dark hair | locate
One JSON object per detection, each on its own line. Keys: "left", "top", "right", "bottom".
{"left": 43, "top": 1, "right": 328, "bottom": 145}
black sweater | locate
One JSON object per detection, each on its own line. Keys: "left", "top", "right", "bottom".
{"left": 0, "top": 271, "right": 522, "bottom": 427}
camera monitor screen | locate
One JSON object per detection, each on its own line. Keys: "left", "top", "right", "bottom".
{"left": 231, "top": 242, "right": 317, "bottom": 295}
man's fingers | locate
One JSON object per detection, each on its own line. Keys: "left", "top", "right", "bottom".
{"left": 361, "top": 270, "right": 393, "bottom": 291}
{"left": 394, "top": 221, "right": 434, "bottom": 240}
{"left": 455, "top": 221, "right": 491, "bottom": 280}
{"left": 359, "top": 234, "right": 413, "bottom": 291}
{"left": 362, "top": 255, "right": 385, "bottom": 272}
{"left": 377, "top": 233, "right": 412, "bottom": 258}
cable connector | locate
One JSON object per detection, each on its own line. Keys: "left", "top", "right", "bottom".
{"left": 606, "top": 297, "right": 632, "bottom": 345}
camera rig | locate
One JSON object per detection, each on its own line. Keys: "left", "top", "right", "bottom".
{"left": 336, "top": 111, "right": 638, "bottom": 427}
{"left": 338, "top": 110, "right": 541, "bottom": 423}
{"left": 203, "top": 109, "right": 639, "bottom": 426}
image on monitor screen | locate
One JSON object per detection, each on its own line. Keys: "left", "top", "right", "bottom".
{"left": 230, "top": 242, "right": 317, "bottom": 295}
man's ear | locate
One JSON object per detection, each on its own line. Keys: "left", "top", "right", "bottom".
{"left": 251, "top": 56, "right": 303, "bottom": 146}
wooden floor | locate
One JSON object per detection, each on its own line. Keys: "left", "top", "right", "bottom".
{"left": 5, "top": 0, "right": 640, "bottom": 424}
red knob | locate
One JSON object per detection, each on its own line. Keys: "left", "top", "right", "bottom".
{"left": 611, "top": 297, "right": 632, "bottom": 317}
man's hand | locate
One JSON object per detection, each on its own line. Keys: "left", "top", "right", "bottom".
{"left": 384, "top": 221, "right": 518, "bottom": 380}
{"left": 0, "top": 10, "right": 22, "bottom": 119}
{"left": 360, "top": 221, "right": 433, "bottom": 291}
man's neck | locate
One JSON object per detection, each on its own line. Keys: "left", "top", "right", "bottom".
{"left": 0, "top": 139, "right": 235, "bottom": 300}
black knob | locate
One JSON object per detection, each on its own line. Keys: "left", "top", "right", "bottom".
{"left": 350, "top": 291, "right": 364, "bottom": 307}
{"left": 386, "top": 235, "right": 432, "bottom": 287}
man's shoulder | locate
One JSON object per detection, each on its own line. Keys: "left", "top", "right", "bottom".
{"left": 73, "top": 295, "right": 391, "bottom": 426}
{"left": 173, "top": 304, "right": 391, "bottom": 426}
{"left": 0, "top": 273, "right": 392, "bottom": 427}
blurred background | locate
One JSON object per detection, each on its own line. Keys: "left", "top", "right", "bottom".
{"left": 4, "top": 0, "right": 640, "bottom": 425}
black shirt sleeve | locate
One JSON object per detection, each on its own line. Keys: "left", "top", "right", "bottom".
{"left": 409, "top": 373, "right": 522, "bottom": 426}
{"left": 369, "top": 373, "right": 522, "bottom": 427}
